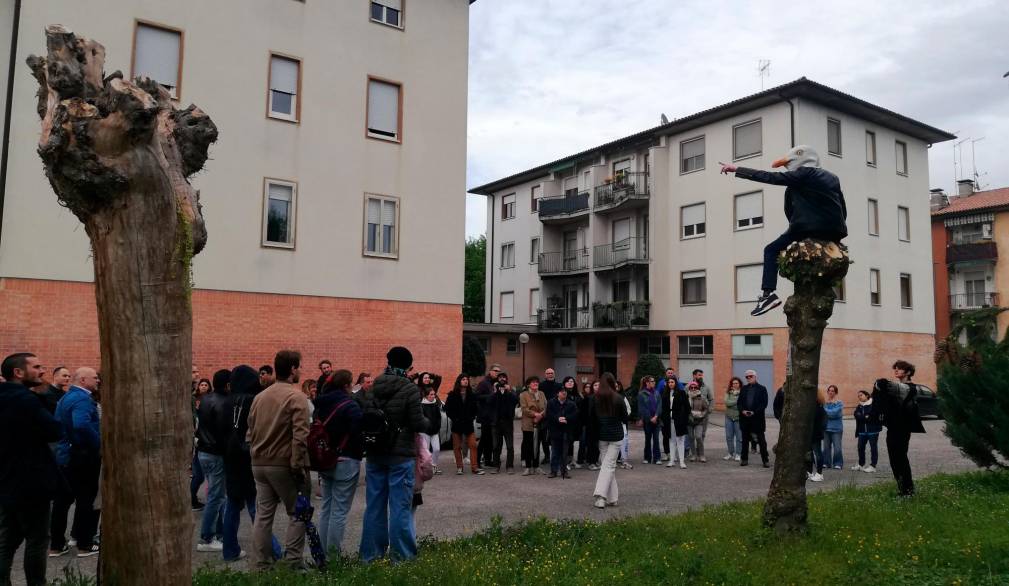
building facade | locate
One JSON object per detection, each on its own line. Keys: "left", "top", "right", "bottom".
{"left": 931, "top": 183, "right": 1009, "bottom": 343}
{"left": 1, "top": 0, "right": 473, "bottom": 378}
{"left": 469, "top": 79, "right": 954, "bottom": 408}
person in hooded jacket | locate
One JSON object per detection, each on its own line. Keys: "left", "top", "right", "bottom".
{"left": 195, "top": 369, "right": 231, "bottom": 552}
{"left": 721, "top": 145, "right": 848, "bottom": 316}
{"left": 852, "top": 389, "right": 882, "bottom": 473}
{"left": 419, "top": 387, "right": 443, "bottom": 475}
{"left": 220, "top": 365, "right": 281, "bottom": 563}
{"left": 315, "top": 369, "right": 364, "bottom": 555}
{"left": 444, "top": 375, "right": 483, "bottom": 475}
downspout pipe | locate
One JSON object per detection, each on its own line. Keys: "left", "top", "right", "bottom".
{"left": 779, "top": 91, "right": 795, "bottom": 148}
{"left": 0, "top": 0, "right": 23, "bottom": 245}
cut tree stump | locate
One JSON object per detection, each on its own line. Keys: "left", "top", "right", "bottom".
{"left": 27, "top": 25, "right": 217, "bottom": 585}
{"left": 763, "top": 239, "right": 850, "bottom": 534}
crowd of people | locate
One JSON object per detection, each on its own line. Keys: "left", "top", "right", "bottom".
{"left": 0, "top": 348, "right": 927, "bottom": 584}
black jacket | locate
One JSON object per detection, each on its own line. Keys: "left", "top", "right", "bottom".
{"left": 0, "top": 382, "right": 64, "bottom": 505}
{"left": 420, "top": 400, "right": 443, "bottom": 436}
{"left": 40, "top": 384, "right": 65, "bottom": 415}
{"left": 475, "top": 376, "right": 497, "bottom": 424}
{"left": 811, "top": 404, "right": 827, "bottom": 443}
{"left": 736, "top": 166, "right": 847, "bottom": 239}
{"left": 224, "top": 365, "right": 262, "bottom": 500}
{"left": 547, "top": 397, "right": 578, "bottom": 437}
{"left": 444, "top": 389, "right": 479, "bottom": 435}
{"left": 315, "top": 388, "right": 364, "bottom": 461}
{"left": 362, "top": 373, "right": 429, "bottom": 459}
{"left": 540, "top": 379, "right": 562, "bottom": 404}
{"left": 490, "top": 387, "right": 518, "bottom": 425}
{"left": 872, "top": 379, "right": 926, "bottom": 434}
{"left": 671, "top": 387, "right": 691, "bottom": 436}
{"left": 738, "top": 383, "right": 769, "bottom": 432}
{"left": 588, "top": 396, "right": 628, "bottom": 442}
{"left": 196, "top": 391, "right": 231, "bottom": 455}
{"left": 773, "top": 388, "right": 784, "bottom": 421}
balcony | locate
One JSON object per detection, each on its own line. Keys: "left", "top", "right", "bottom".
{"left": 538, "top": 249, "right": 590, "bottom": 276}
{"left": 592, "top": 300, "right": 650, "bottom": 329}
{"left": 950, "top": 292, "right": 1000, "bottom": 311}
{"left": 538, "top": 306, "right": 590, "bottom": 330}
{"left": 593, "top": 171, "right": 649, "bottom": 214}
{"left": 593, "top": 237, "right": 648, "bottom": 270}
{"left": 538, "top": 192, "right": 590, "bottom": 223}
{"left": 946, "top": 241, "right": 997, "bottom": 264}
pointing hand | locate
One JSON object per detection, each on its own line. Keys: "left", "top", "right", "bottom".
{"left": 719, "top": 162, "right": 737, "bottom": 174}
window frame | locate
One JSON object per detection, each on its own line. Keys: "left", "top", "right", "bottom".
{"left": 131, "top": 20, "right": 185, "bottom": 100}
{"left": 833, "top": 278, "right": 846, "bottom": 303}
{"left": 895, "top": 140, "right": 908, "bottom": 176}
{"left": 734, "top": 263, "right": 763, "bottom": 303}
{"left": 678, "top": 335, "right": 714, "bottom": 356}
{"left": 529, "top": 288, "right": 540, "bottom": 317}
{"left": 865, "top": 130, "right": 877, "bottom": 167}
{"left": 681, "top": 270, "right": 707, "bottom": 306}
{"left": 734, "top": 190, "right": 764, "bottom": 231}
{"left": 680, "top": 202, "right": 706, "bottom": 240}
{"left": 639, "top": 335, "right": 671, "bottom": 356}
{"left": 369, "top": 0, "right": 405, "bottom": 30}
{"left": 500, "top": 291, "right": 515, "bottom": 319}
{"left": 362, "top": 193, "right": 400, "bottom": 259}
{"left": 365, "top": 75, "right": 403, "bottom": 143}
{"left": 897, "top": 206, "right": 911, "bottom": 242}
{"left": 531, "top": 185, "right": 541, "bottom": 212}
{"left": 500, "top": 242, "right": 515, "bottom": 269}
{"left": 899, "top": 273, "right": 913, "bottom": 309}
{"left": 679, "top": 135, "right": 705, "bottom": 174}
{"left": 868, "top": 198, "right": 879, "bottom": 236}
{"left": 869, "top": 268, "right": 881, "bottom": 306}
{"left": 266, "top": 52, "right": 302, "bottom": 123}
{"left": 530, "top": 237, "right": 540, "bottom": 264}
{"left": 732, "top": 119, "right": 762, "bottom": 161}
{"left": 261, "top": 177, "right": 298, "bottom": 250}
{"left": 501, "top": 193, "right": 516, "bottom": 220}
{"left": 827, "top": 117, "right": 842, "bottom": 157}
{"left": 506, "top": 337, "right": 520, "bottom": 355}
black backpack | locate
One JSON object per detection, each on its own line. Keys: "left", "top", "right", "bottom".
{"left": 360, "top": 396, "right": 401, "bottom": 455}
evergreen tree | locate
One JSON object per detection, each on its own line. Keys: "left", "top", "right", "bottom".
{"left": 627, "top": 354, "right": 667, "bottom": 421}
{"left": 462, "top": 335, "right": 487, "bottom": 378}
{"left": 464, "top": 236, "right": 486, "bottom": 323}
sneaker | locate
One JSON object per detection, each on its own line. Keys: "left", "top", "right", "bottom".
{"left": 863, "top": 465, "right": 876, "bottom": 473}
{"left": 489, "top": 467, "right": 499, "bottom": 475}
{"left": 740, "top": 460, "right": 748, "bottom": 466}
{"left": 607, "top": 501, "right": 618, "bottom": 507}
{"left": 68, "top": 539, "right": 77, "bottom": 547}
{"left": 666, "top": 461, "right": 675, "bottom": 468}
{"left": 722, "top": 454, "right": 733, "bottom": 461}
{"left": 850, "top": 465, "right": 864, "bottom": 472}
{"left": 660, "top": 455, "right": 669, "bottom": 462}
{"left": 588, "top": 464, "right": 600, "bottom": 471}
{"left": 689, "top": 456, "right": 697, "bottom": 462}
{"left": 733, "top": 454, "right": 741, "bottom": 461}
{"left": 48, "top": 545, "right": 70, "bottom": 558}
{"left": 594, "top": 497, "right": 606, "bottom": 509}
{"left": 624, "top": 462, "right": 633, "bottom": 470}
{"left": 457, "top": 468, "right": 463, "bottom": 475}
{"left": 566, "top": 464, "right": 573, "bottom": 471}
{"left": 76, "top": 545, "right": 99, "bottom": 558}
{"left": 700, "top": 457, "right": 707, "bottom": 463}
{"left": 434, "top": 467, "right": 442, "bottom": 475}
{"left": 751, "top": 291, "right": 781, "bottom": 316}
{"left": 191, "top": 500, "right": 205, "bottom": 512}
{"left": 197, "top": 539, "right": 224, "bottom": 552}
{"left": 572, "top": 463, "right": 583, "bottom": 470}
{"left": 810, "top": 473, "right": 824, "bottom": 482}
{"left": 472, "top": 469, "right": 485, "bottom": 476}
{"left": 679, "top": 462, "right": 687, "bottom": 469}
{"left": 224, "top": 550, "right": 247, "bottom": 562}
{"left": 654, "top": 460, "right": 663, "bottom": 465}
{"left": 762, "top": 461, "right": 771, "bottom": 468}
{"left": 521, "top": 468, "right": 531, "bottom": 476}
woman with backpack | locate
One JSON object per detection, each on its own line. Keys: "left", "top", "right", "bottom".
{"left": 312, "top": 369, "right": 364, "bottom": 554}
{"left": 420, "top": 388, "right": 443, "bottom": 475}
{"left": 590, "top": 373, "right": 628, "bottom": 508}
{"left": 444, "top": 375, "right": 483, "bottom": 475}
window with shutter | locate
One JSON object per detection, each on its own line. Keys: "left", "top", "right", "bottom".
{"left": 733, "top": 120, "right": 762, "bottom": 160}
{"left": 133, "top": 23, "right": 182, "bottom": 98}
{"left": 364, "top": 194, "right": 399, "bottom": 257}
{"left": 869, "top": 269, "right": 881, "bottom": 305}
{"left": 367, "top": 79, "right": 401, "bottom": 141}
{"left": 531, "top": 185, "right": 541, "bottom": 212}
{"left": 895, "top": 141, "right": 908, "bottom": 175}
{"left": 268, "top": 55, "right": 300, "bottom": 120}
{"left": 868, "top": 199, "right": 879, "bottom": 236}
{"left": 735, "top": 265, "right": 762, "bottom": 302}
{"left": 371, "top": 0, "right": 403, "bottom": 28}
{"left": 530, "top": 289, "right": 540, "bottom": 316}
{"left": 263, "top": 180, "right": 296, "bottom": 248}
{"left": 900, "top": 273, "right": 912, "bottom": 308}
{"left": 865, "top": 131, "right": 877, "bottom": 166}
{"left": 734, "top": 191, "right": 763, "bottom": 229}
{"left": 500, "top": 292, "right": 515, "bottom": 319}
{"left": 530, "top": 237, "right": 540, "bottom": 264}
{"left": 500, "top": 243, "right": 515, "bottom": 268}
{"left": 681, "top": 270, "right": 706, "bottom": 305}
{"left": 680, "top": 137, "right": 705, "bottom": 173}
{"left": 501, "top": 194, "right": 516, "bottom": 220}
{"left": 681, "top": 203, "right": 706, "bottom": 238}
{"left": 898, "top": 206, "right": 910, "bottom": 241}
{"left": 612, "top": 218, "right": 631, "bottom": 247}
{"left": 827, "top": 118, "right": 842, "bottom": 156}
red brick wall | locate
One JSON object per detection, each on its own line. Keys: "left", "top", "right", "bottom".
{"left": 473, "top": 333, "right": 553, "bottom": 385}
{"left": 0, "top": 278, "right": 462, "bottom": 383}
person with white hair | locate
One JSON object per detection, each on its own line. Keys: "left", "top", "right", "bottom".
{"left": 720, "top": 145, "right": 848, "bottom": 316}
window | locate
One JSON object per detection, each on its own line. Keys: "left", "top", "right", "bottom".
{"left": 895, "top": 140, "right": 908, "bottom": 175}
{"left": 612, "top": 279, "right": 630, "bottom": 302}
{"left": 370, "top": 0, "right": 403, "bottom": 28}
{"left": 563, "top": 176, "right": 578, "bottom": 196}
{"left": 612, "top": 217, "right": 631, "bottom": 246}
{"left": 366, "top": 78, "right": 402, "bottom": 141}
{"left": 898, "top": 206, "right": 910, "bottom": 241}
{"left": 364, "top": 195, "right": 398, "bottom": 257}
{"left": 506, "top": 337, "right": 520, "bottom": 354}
{"left": 827, "top": 118, "right": 842, "bottom": 156}
{"left": 531, "top": 185, "right": 541, "bottom": 212}
{"left": 268, "top": 54, "right": 300, "bottom": 121}
{"left": 833, "top": 278, "right": 846, "bottom": 302}
{"left": 500, "top": 292, "right": 514, "bottom": 319}
{"left": 735, "top": 191, "right": 763, "bottom": 229}
{"left": 500, "top": 243, "right": 515, "bottom": 268}
{"left": 865, "top": 131, "right": 877, "bottom": 166}
{"left": 678, "top": 335, "right": 714, "bottom": 355}
{"left": 262, "top": 179, "right": 296, "bottom": 248}
{"left": 530, "top": 288, "right": 540, "bottom": 316}
{"left": 612, "top": 158, "right": 631, "bottom": 178}
{"left": 733, "top": 119, "right": 762, "bottom": 160}
{"left": 681, "top": 203, "right": 706, "bottom": 238}
{"left": 900, "top": 273, "right": 912, "bottom": 308}
{"left": 744, "top": 335, "right": 762, "bottom": 346}
{"left": 735, "top": 264, "right": 762, "bottom": 302}
{"left": 869, "top": 269, "right": 881, "bottom": 306}
{"left": 680, "top": 136, "right": 705, "bottom": 173}
{"left": 639, "top": 336, "right": 671, "bottom": 356}
{"left": 681, "top": 270, "right": 706, "bottom": 305}
{"left": 868, "top": 198, "right": 879, "bottom": 236}
{"left": 476, "top": 336, "right": 490, "bottom": 354}
{"left": 501, "top": 193, "right": 516, "bottom": 220}
{"left": 530, "top": 237, "right": 540, "bottom": 264}
{"left": 133, "top": 22, "right": 182, "bottom": 98}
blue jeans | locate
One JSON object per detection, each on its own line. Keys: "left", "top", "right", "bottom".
{"left": 359, "top": 458, "right": 416, "bottom": 563}
{"left": 198, "top": 452, "right": 226, "bottom": 543}
{"left": 857, "top": 434, "right": 879, "bottom": 467}
{"left": 320, "top": 459, "right": 361, "bottom": 555}
{"left": 823, "top": 430, "right": 843, "bottom": 468}
{"left": 190, "top": 451, "right": 204, "bottom": 502}
{"left": 724, "top": 418, "right": 742, "bottom": 456}
{"left": 222, "top": 496, "right": 281, "bottom": 561}
{"left": 643, "top": 421, "right": 661, "bottom": 463}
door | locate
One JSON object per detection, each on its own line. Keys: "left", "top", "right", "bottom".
{"left": 564, "top": 286, "right": 579, "bottom": 328}
{"left": 597, "top": 357, "right": 617, "bottom": 379}
{"left": 563, "top": 230, "right": 578, "bottom": 270}
{"left": 964, "top": 271, "right": 985, "bottom": 308}
{"left": 555, "top": 357, "right": 577, "bottom": 381}
{"left": 732, "top": 359, "right": 775, "bottom": 416}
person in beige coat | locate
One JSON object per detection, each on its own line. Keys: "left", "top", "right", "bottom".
{"left": 519, "top": 376, "right": 547, "bottom": 476}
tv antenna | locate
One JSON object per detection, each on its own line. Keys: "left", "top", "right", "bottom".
{"left": 758, "top": 60, "right": 771, "bottom": 90}
{"left": 971, "top": 137, "right": 986, "bottom": 189}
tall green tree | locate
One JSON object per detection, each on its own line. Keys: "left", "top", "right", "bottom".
{"left": 464, "top": 235, "right": 486, "bottom": 323}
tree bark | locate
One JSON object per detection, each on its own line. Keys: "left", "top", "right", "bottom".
{"left": 762, "top": 240, "right": 849, "bottom": 534}
{"left": 28, "top": 26, "right": 217, "bottom": 585}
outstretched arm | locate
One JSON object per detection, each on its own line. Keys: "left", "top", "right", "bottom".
{"left": 720, "top": 162, "right": 807, "bottom": 187}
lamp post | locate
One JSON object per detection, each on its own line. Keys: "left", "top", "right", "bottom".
{"left": 519, "top": 332, "right": 530, "bottom": 384}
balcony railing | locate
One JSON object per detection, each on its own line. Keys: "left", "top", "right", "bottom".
{"left": 538, "top": 306, "right": 590, "bottom": 330}
{"left": 593, "top": 237, "right": 648, "bottom": 268}
{"left": 950, "top": 292, "right": 1000, "bottom": 310}
{"left": 538, "top": 192, "right": 590, "bottom": 219}
{"left": 594, "top": 171, "right": 649, "bottom": 210}
{"left": 592, "top": 300, "right": 650, "bottom": 329}
{"left": 538, "top": 249, "right": 590, "bottom": 275}
{"left": 947, "top": 241, "right": 997, "bottom": 264}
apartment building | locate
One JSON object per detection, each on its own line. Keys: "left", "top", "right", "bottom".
{"left": 469, "top": 78, "right": 954, "bottom": 406}
{"left": 931, "top": 183, "right": 1009, "bottom": 342}
{"left": 0, "top": 0, "right": 473, "bottom": 378}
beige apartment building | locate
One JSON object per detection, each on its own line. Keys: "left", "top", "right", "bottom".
{"left": 469, "top": 79, "right": 954, "bottom": 407}
{"left": 1, "top": 0, "right": 473, "bottom": 378}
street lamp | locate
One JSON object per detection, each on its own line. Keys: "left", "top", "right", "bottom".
{"left": 519, "top": 332, "right": 530, "bottom": 384}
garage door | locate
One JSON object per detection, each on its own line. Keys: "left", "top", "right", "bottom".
{"left": 732, "top": 358, "right": 775, "bottom": 416}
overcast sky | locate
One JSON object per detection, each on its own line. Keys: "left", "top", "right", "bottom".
{"left": 464, "top": 0, "right": 1009, "bottom": 239}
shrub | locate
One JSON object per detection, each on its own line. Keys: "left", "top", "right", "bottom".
{"left": 461, "top": 335, "right": 487, "bottom": 378}
{"left": 938, "top": 340, "right": 1009, "bottom": 469}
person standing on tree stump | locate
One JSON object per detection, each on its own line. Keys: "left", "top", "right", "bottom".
{"left": 720, "top": 146, "right": 848, "bottom": 316}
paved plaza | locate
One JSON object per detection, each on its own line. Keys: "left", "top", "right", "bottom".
{"left": 14, "top": 416, "right": 972, "bottom": 584}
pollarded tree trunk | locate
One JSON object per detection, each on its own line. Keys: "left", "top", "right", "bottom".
{"left": 763, "top": 240, "right": 849, "bottom": 534}
{"left": 28, "top": 26, "right": 217, "bottom": 585}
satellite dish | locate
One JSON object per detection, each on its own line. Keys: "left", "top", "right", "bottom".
{"left": 660, "top": 113, "right": 669, "bottom": 125}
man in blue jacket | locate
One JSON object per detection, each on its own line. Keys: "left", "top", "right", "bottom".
{"left": 0, "top": 352, "right": 63, "bottom": 586}
{"left": 51, "top": 367, "right": 102, "bottom": 558}
{"left": 721, "top": 145, "right": 847, "bottom": 316}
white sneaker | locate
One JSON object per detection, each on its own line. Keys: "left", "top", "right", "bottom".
{"left": 810, "top": 473, "right": 824, "bottom": 482}
{"left": 68, "top": 539, "right": 77, "bottom": 547}
{"left": 224, "top": 550, "right": 247, "bottom": 562}
{"left": 850, "top": 465, "right": 863, "bottom": 471}
{"left": 594, "top": 496, "right": 606, "bottom": 509}
{"left": 833, "top": 465, "right": 842, "bottom": 470}
{"left": 588, "top": 464, "right": 600, "bottom": 471}
{"left": 863, "top": 465, "right": 876, "bottom": 473}
{"left": 733, "top": 454, "right": 741, "bottom": 461}
{"left": 679, "top": 462, "right": 687, "bottom": 469}
{"left": 197, "top": 539, "right": 224, "bottom": 552}
{"left": 666, "top": 461, "right": 675, "bottom": 468}
{"left": 722, "top": 454, "right": 733, "bottom": 460}
{"left": 654, "top": 460, "right": 664, "bottom": 465}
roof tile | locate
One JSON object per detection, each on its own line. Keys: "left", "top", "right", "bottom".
{"left": 932, "top": 187, "right": 1009, "bottom": 217}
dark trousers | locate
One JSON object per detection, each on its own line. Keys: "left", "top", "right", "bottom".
{"left": 886, "top": 429, "right": 914, "bottom": 495}
{"left": 763, "top": 231, "right": 837, "bottom": 291}
{"left": 50, "top": 456, "right": 100, "bottom": 550}
{"left": 539, "top": 428, "right": 550, "bottom": 464}
{"left": 549, "top": 433, "right": 568, "bottom": 474}
{"left": 492, "top": 421, "right": 515, "bottom": 469}
{"left": 740, "top": 420, "right": 769, "bottom": 463}
{"left": 521, "top": 430, "right": 542, "bottom": 468}
{"left": 660, "top": 416, "right": 671, "bottom": 456}
{"left": 0, "top": 500, "right": 51, "bottom": 586}
{"left": 643, "top": 421, "right": 662, "bottom": 462}
{"left": 477, "top": 421, "right": 495, "bottom": 467}
{"left": 858, "top": 434, "right": 880, "bottom": 467}
{"left": 809, "top": 441, "right": 824, "bottom": 474}
{"left": 190, "top": 450, "right": 205, "bottom": 502}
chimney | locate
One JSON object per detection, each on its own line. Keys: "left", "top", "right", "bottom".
{"left": 957, "top": 179, "right": 976, "bottom": 197}
{"left": 929, "top": 188, "right": 949, "bottom": 211}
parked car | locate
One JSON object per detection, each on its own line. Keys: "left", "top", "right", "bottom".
{"left": 914, "top": 384, "right": 942, "bottom": 419}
